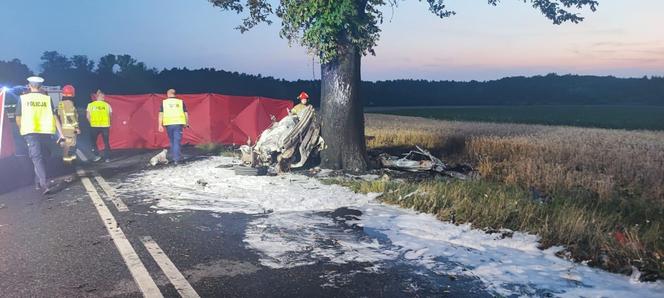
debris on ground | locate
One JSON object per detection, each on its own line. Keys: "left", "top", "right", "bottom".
{"left": 149, "top": 149, "right": 169, "bottom": 166}
{"left": 233, "top": 165, "right": 269, "bottom": 176}
{"left": 529, "top": 187, "right": 553, "bottom": 204}
{"left": 378, "top": 146, "right": 475, "bottom": 180}
{"left": 379, "top": 146, "right": 446, "bottom": 172}
{"left": 241, "top": 106, "right": 324, "bottom": 173}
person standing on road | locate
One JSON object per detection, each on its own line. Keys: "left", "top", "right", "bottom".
{"left": 87, "top": 90, "right": 112, "bottom": 162}
{"left": 290, "top": 91, "right": 311, "bottom": 116}
{"left": 158, "top": 89, "right": 188, "bottom": 165}
{"left": 57, "top": 85, "right": 80, "bottom": 163}
{"left": 15, "top": 76, "right": 64, "bottom": 195}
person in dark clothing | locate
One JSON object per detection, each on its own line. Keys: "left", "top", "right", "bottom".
{"left": 15, "top": 76, "right": 64, "bottom": 195}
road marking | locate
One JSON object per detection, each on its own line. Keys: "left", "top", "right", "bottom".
{"left": 76, "top": 148, "right": 89, "bottom": 162}
{"left": 78, "top": 169, "right": 163, "bottom": 298}
{"left": 141, "top": 236, "right": 201, "bottom": 298}
{"left": 94, "top": 175, "right": 130, "bottom": 212}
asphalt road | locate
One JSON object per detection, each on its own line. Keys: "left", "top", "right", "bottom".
{"left": 0, "top": 150, "right": 490, "bottom": 297}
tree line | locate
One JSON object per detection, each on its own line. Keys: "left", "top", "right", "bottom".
{"left": 1, "top": 51, "right": 662, "bottom": 107}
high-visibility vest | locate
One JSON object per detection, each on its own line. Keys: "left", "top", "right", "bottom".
{"left": 162, "top": 98, "right": 186, "bottom": 126}
{"left": 19, "top": 93, "right": 56, "bottom": 136}
{"left": 291, "top": 103, "right": 310, "bottom": 115}
{"left": 87, "top": 101, "right": 111, "bottom": 128}
{"left": 58, "top": 99, "right": 78, "bottom": 130}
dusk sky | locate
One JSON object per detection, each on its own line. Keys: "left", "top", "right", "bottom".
{"left": 1, "top": 0, "right": 662, "bottom": 81}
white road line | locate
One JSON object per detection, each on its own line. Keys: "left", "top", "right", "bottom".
{"left": 78, "top": 169, "right": 163, "bottom": 298}
{"left": 76, "top": 148, "right": 89, "bottom": 162}
{"left": 141, "top": 236, "right": 201, "bottom": 298}
{"left": 94, "top": 175, "right": 130, "bottom": 212}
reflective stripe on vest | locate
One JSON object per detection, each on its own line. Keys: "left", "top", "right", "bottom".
{"left": 87, "top": 101, "right": 111, "bottom": 127}
{"left": 19, "top": 93, "right": 56, "bottom": 135}
{"left": 58, "top": 100, "right": 78, "bottom": 129}
{"left": 162, "top": 98, "right": 186, "bottom": 126}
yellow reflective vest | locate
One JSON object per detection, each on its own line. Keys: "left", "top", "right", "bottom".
{"left": 57, "top": 99, "right": 79, "bottom": 130}
{"left": 87, "top": 101, "right": 111, "bottom": 128}
{"left": 162, "top": 98, "right": 186, "bottom": 126}
{"left": 19, "top": 93, "right": 56, "bottom": 136}
{"left": 291, "top": 103, "right": 310, "bottom": 115}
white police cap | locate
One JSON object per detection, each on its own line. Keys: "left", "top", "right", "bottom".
{"left": 27, "top": 76, "right": 44, "bottom": 84}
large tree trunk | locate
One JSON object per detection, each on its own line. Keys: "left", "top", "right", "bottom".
{"left": 319, "top": 45, "right": 368, "bottom": 171}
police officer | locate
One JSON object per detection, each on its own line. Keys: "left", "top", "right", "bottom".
{"left": 15, "top": 76, "right": 63, "bottom": 195}
{"left": 158, "top": 89, "right": 188, "bottom": 165}
{"left": 87, "top": 90, "right": 112, "bottom": 162}
{"left": 57, "top": 84, "right": 80, "bottom": 163}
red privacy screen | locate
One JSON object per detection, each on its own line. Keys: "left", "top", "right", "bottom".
{"left": 94, "top": 93, "right": 293, "bottom": 149}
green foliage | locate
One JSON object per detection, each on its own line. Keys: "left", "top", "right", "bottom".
{"left": 40, "top": 51, "right": 72, "bottom": 73}
{"left": 4, "top": 54, "right": 661, "bottom": 109}
{"left": 71, "top": 55, "right": 95, "bottom": 72}
{"left": 97, "top": 54, "right": 117, "bottom": 74}
{"left": 277, "top": 0, "right": 384, "bottom": 61}
{"left": 0, "top": 59, "right": 33, "bottom": 86}
{"left": 362, "top": 74, "right": 664, "bottom": 107}
{"left": 208, "top": 0, "right": 599, "bottom": 62}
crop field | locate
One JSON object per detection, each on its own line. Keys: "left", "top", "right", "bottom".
{"left": 369, "top": 106, "right": 664, "bottom": 131}
{"left": 359, "top": 114, "right": 664, "bottom": 279}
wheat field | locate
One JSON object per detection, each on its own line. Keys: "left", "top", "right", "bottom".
{"left": 366, "top": 114, "right": 664, "bottom": 205}
{"left": 363, "top": 114, "right": 664, "bottom": 278}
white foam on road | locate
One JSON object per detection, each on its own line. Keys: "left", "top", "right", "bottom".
{"left": 120, "top": 157, "right": 375, "bottom": 214}
{"left": 243, "top": 211, "right": 397, "bottom": 269}
{"left": 118, "top": 157, "right": 664, "bottom": 297}
{"left": 355, "top": 204, "right": 664, "bottom": 297}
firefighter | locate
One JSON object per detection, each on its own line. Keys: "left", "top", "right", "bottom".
{"left": 158, "top": 89, "right": 188, "bottom": 165}
{"left": 57, "top": 85, "right": 80, "bottom": 163}
{"left": 15, "top": 76, "right": 64, "bottom": 195}
{"left": 87, "top": 90, "right": 112, "bottom": 162}
{"left": 290, "top": 91, "right": 311, "bottom": 116}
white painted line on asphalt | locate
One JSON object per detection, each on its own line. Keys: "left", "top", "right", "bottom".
{"left": 94, "top": 175, "right": 130, "bottom": 212}
{"left": 78, "top": 169, "right": 164, "bottom": 298}
{"left": 140, "top": 236, "right": 201, "bottom": 298}
{"left": 76, "top": 148, "right": 89, "bottom": 162}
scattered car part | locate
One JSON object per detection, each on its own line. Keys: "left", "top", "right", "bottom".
{"left": 379, "top": 146, "right": 471, "bottom": 179}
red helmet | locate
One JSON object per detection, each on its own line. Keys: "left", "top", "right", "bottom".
{"left": 298, "top": 91, "right": 309, "bottom": 100}
{"left": 62, "top": 85, "right": 75, "bottom": 97}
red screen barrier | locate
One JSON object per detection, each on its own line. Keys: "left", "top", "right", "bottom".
{"left": 93, "top": 93, "right": 292, "bottom": 149}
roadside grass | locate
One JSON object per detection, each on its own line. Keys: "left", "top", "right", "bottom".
{"left": 358, "top": 114, "right": 664, "bottom": 279}
{"left": 371, "top": 106, "right": 664, "bottom": 131}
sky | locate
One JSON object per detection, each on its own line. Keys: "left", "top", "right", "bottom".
{"left": 0, "top": 0, "right": 662, "bottom": 81}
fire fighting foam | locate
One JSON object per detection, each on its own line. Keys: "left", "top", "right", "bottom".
{"left": 118, "top": 157, "right": 664, "bottom": 297}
